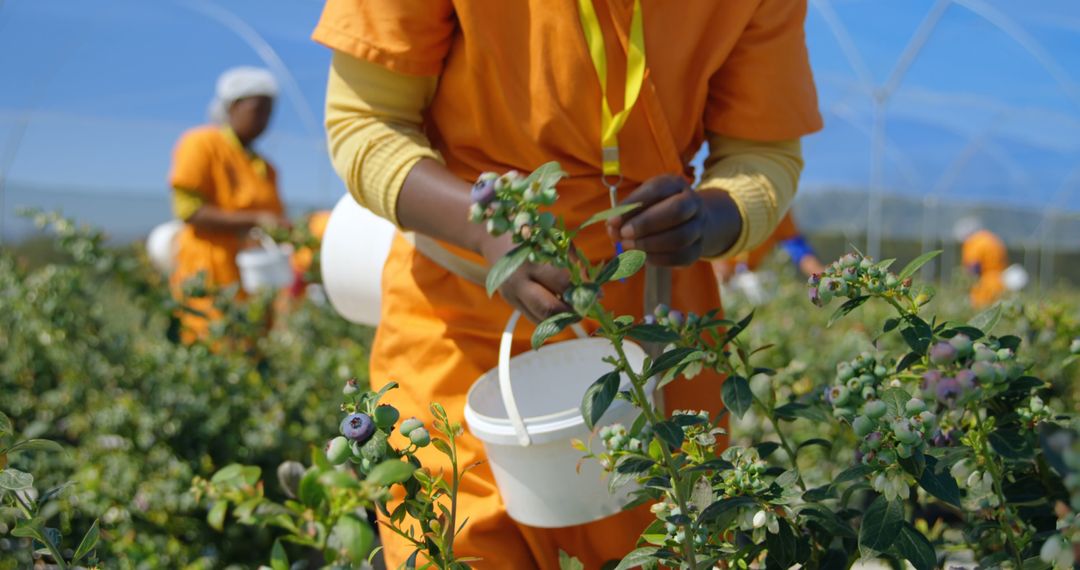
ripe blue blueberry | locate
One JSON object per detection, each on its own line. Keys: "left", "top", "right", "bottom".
{"left": 341, "top": 413, "right": 376, "bottom": 444}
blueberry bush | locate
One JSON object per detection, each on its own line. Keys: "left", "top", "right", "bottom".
{"left": 472, "top": 163, "right": 1080, "bottom": 569}
{"left": 0, "top": 211, "right": 370, "bottom": 568}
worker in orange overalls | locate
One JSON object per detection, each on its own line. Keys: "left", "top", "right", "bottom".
{"left": 315, "top": 1, "right": 821, "bottom": 566}
{"left": 955, "top": 217, "right": 1008, "bottom": 309}
{"left": 713, "top": 211, "right": 825, "bottom": 283}
{"left": 169, "top": 67, "right": 289, "bottom": 342}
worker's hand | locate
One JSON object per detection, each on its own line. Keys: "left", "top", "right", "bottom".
{"left": 605, "top": 175, "right": 743, "bottom": 266}
{"left": 480, "top": 234, "right": 572, "bottom": 323}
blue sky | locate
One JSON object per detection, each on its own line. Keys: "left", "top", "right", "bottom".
{"left": 1, "top": 0, "right": 1079, "bottom": 238}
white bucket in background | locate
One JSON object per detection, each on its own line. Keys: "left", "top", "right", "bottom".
{"left": 146, "top": 220, "right": 183, "bottom": 274}
{"left": 320, "top": 194, "right": 396, "bottom": 326}
{"left": 1002, "top": 263, "right": 1029, "bottom": 291}
{"left": 464, "top": 311, "right": 653, "bottom": 528}
{"left": 236, "top": 241, "right": 293, "bottom": 294}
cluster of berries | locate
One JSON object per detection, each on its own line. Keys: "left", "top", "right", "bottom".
{"left": 324, "top": 380, "right": 430, "bottom": 474}
{"left": 808, "top": 252, "right": 914, "bottom": 307}
{"left": 468, "top": 170, "right": 561, "bottom": 263}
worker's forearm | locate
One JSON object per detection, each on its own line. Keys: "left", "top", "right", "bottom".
{"left": 397, "top": 158, "right": 500, "bottom": 258}
{"left": 186, "top": 205, "right": 266, "bottom": 233}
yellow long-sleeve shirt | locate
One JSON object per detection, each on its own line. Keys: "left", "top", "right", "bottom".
{"left": 324, "top": 51, "right": 802, "bottom": 257}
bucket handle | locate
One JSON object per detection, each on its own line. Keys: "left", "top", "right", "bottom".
{"left": 499, "top": 310, "right": 588, "bottom": 447}
{"left": 249, "top": 227, "right": 285, "bottom": 254}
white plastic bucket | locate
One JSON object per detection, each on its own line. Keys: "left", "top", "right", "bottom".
{"left": 146, "top": 220, "right": 183, "bottom": 274}
{"left": 464, "top": 310, "right": 653, "bottom": 528}
{"left": 236, "top": 232, "right": 293, "bottom": 294}
{"left": 320, "top": 194, "right": 396, "bottom": 326}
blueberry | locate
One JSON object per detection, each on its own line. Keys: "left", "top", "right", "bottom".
{"left": 470, "top": 174, "right": 498, "bottom": 206}
{"left": 341, "top": 413, "right": 375, "bottom": 444}
{"left": 373, "top": 405, "right": 400, "bottom": 431}
{"left": 935, "top": 377, "right": 962, "bottom": 405}
{"left": 326, "top": 436, "right": 351, "bottom": 465}
{"left": 400, "top": 418, "right": 424, "bottom": 437}
{"left": 949, "top": 334, "right": 973, "bottom": 355}
{"left": 852, "top": 415, "right": 874, "bottom": 437}
{"left": 929, "top": 342, "right": 957, "bottom": 365}
{"left": 864, "top": 400, "right": 888, "bottom": 419}
{"left": 410, "top": 428, "right": 431, "bottom": 447}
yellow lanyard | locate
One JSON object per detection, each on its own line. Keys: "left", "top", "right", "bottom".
{"left": 577, "top": 0, "right": 647, "bottom": 208}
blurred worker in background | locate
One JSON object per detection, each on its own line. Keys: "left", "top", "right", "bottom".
{"left": 169, "top": 66, "right": 288, "bottom": 341}
{"left": 954, "top": 217, "right": 1007, "bottom": 309}
{"left": 713, "top": 211, "right": 825, "bottom": 282}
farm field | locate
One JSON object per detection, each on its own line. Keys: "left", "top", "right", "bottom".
{"left": 2, "top": 212, "right": 1079, "bottom": 569}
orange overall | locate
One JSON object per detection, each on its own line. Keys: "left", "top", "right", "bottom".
{"left": 168, "top": 126, "right": 284, "bottom": 340}
{"left": 314, "top": 1, "right": 820, "bottom": 567}
{"left": 961, "top": 229, "right": 1007, "bottom": 309}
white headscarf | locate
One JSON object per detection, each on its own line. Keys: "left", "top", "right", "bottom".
{"left": 208, "top": 66, "right": 279, "bottom": 124}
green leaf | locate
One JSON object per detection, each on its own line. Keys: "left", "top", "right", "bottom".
{"left": 919, "top": 456, "right": 961, "bottom": 508}
{"left": 859, "top": 496, "right": 904, "bottom": 554}
{"left": 485, "top": 245, "right": 531, "bottom": 297}
{"left": 774, "top": 402, "right": 829, "bottom": 423}
{"left": 883, "top": 318, "right": 899, "bottom": 333}
{"left": 0, "top": 412, "right": 11, "bottom": 437}
{"left": 765, "top": 517, "right": 799, "bottom": 568}
{"left": 319, "top": 470, "right": 361, "bottom": 490}
{"left": 827, "top": 296, "right": 870, "bottom": 327}
{"left": 532, "top": 312, "right": 582, "bottom": 350}
{"left": 367, "top": 460, "right": 417, "bottom": 486}
{"left": 5, "top": 438, "right": 63, "bottom": 455}
{"left": 755, "top": 441, "right": 781, "bottom": 459}
{"left": 299, "top": 467, "right": 327, "bottom": 507}
{"left": 897, "top": 250, "right": 941, "bottom": 280}
{"left": 800, "top": 505, "right": 856, "bottom": 539}
{"left": 721, "top": 375, "right": 753, "bottom": 420}
{"left": 968, "top": 303, "right": 1003, "bottom": 335}
{"left": 597, "top": 250, "right": 647, "bottom": 283}
{"left": 835, "top": 464, "right": 873, "bottom": 485}
{"left": 71, "top": 519, "right": 100, "bottom": 564}
{"left": 798, "top": 438, "right": 832, "bottom": 452}
{"left": 879, "top": 388, "right": 911, "bottom": 418}
{"left": 896, "top": 351, "right": 922, "bottom": 373}
{"left": 522, "top": 161, "right": 566, "bottom": 189}
{"left": 653, "top": 421, "right": 684, "bottom": 450}
{"left": 207, "top": 500, "right": 228, "bottom": 531}
{"left": 893, "top": 522, "right": 936, "bottom": 570}
{"left": 615, "top": 456, "right": 655, "bottom": 474}
{"left": 579, "top": 203, "right": 641, "bottom": 230}
{"left": 899, "top": 446, "right": 926, "bottom": 478}
{"left": 581, "top": 371, "right": 620, "bottom": 430}
{"left": 989, "top": 429, "right": 1031, "bottom": 460}
{"left": 270, "top": 538, "right": 290, "bottom": 570}
{"left": 0, "top": 468, "right": 33, "bottom": 490}
{"left": 328, "top": 513, "right": 376, "bottom": 565}
{"left": 613, "top": 547, "right": 658, "bottom": 570}
{"left": 210, "top": 463, "right": 247, "bottom": 484}
{"left": 646, "top": 347, "right": 698, "bottom": 378}
{"left": 625, "top": 324, "right": 680, "bottom": 344}
{"left": 900, "top": 315, "right": 934, "bottom": 354}
{"left": 699, "top": 496, "right": 757, "bottom": 525}
{"left": 559, "top": 550, "right": 586, "bottom": 570}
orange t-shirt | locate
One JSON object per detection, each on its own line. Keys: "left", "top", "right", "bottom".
{"left": 313, "top": 0, "right": 821, "bottom": 263}
{"left": 168, "top": 126, "right": 283, "bottom": 291}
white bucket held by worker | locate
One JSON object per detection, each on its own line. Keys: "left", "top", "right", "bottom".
{"left": 464, "top": 310, "right": 654, "bottom": 528}
{"left": 320, "top": 194, "right": 396, "bottom": 326}
{"left": 146, "top": 220, "right": 183, "bottom": 274}
{"left": 236, "top": 230, "right": 293, "bottom": 294}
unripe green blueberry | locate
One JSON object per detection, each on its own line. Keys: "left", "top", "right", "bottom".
{"left": 885, "top": 274, "right": 899, "bottom": 288}
{"left": 974, "top": 347, "right": 996, "bottom": 363}
{"left": 837, "top": 362, "right": 855, "bottom": 382}
{"left": 373, "top": 405, "right": 400, "bottom": 431}
{"left": 829, "top": 385, "right": 850, "bottom": 406}
{"left": 949, "top": 334, "right": 973, "bottom": 355}
{"left": 326, "top": 436, "right": 351, "bottom": 465}
{"left": 852, "top": 415, "right": 874, "bottom": 437}
{"left": 996, "top": 348, "right": 1014, "bottom": 361}
{"left": 859, "top": 374, "right": 877, "bottom": 387}
{"left": 905, "top": 398, "right": 928, "bottom": 415}
{"left": 343, "top": 378, "right": 360, "bottom": 396}
{"left": 399, "top": 418, "right": 424, "bottom": 437}
{"left": 873, "top": 366, "right": 887, "bottom": 378}
{"left": 892, "top": 420, "right": 919, "bottom": 445}
{"left": 409, "top": 428, "right": 431, "bottom": 447}
{"left": 971, "top": 361, "right": 996, "bottom": 383}
{"left": 865, "top": 431, "right": 884, "bottom": 450}
{"left": 877, "top": 449, "right": 897, "bottom": 466}
{"left": 864, "top": 400, "right": 888, "bottom": 419}
{"left": 486, "top": 216, "right": 511, "bottom": 235}
{"left": 897, "top": 443, "right": 914, "bottom": 459}
{"left": 918, "top": 411, "right": 937, "bottom": 430}
{"left": 862, "top": 387, "right": 877, "bottom": 400}
{"left": 833, "top": 407, "right": 855, "bottom": 421}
